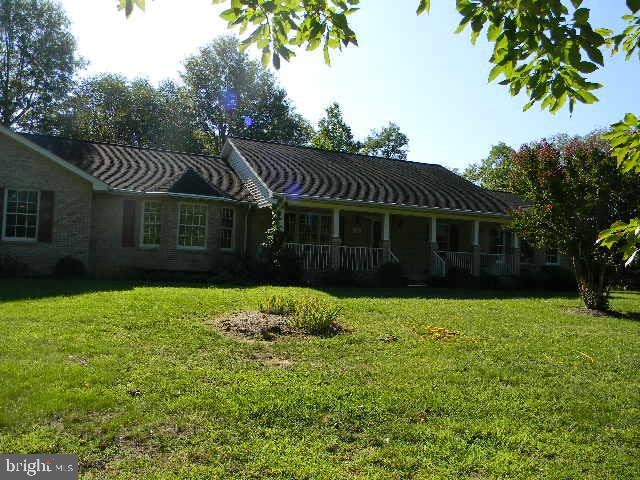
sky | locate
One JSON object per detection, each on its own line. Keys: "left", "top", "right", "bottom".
{"left": 60, "top": 0, "right": 640, "bottom": 171}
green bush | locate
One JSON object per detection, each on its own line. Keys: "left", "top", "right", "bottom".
{"left": 53, "top": 256, "right": 86, "bottom": 278}
{"left": 0, "top": 255, "right": 28, "bottom": 278}
{"left": 290, "top": 296, "right": 342, "bottom": 335}
{"left": 258, "top": 294, "right": 297, "bottom": 315}
{"left": 376, "top": 262, "right": 406, "bottom": 287}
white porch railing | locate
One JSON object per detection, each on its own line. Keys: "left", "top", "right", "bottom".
{"left": 480, "top": 254, "right": 516, "bottom": 276}
{"left": 431, "top": 251, "right": 447, "bottom": 277}
{"left": 286, "top": 243, "right": 396, "bottom": 273}
{"left": 440, "top": 251, "right": 473, "bottom": 273}
{"left": 339, "top": 246, "right": 385, "bottom": 272}
{"left": 286, "top": 243, "right": 332, "bottom": 272}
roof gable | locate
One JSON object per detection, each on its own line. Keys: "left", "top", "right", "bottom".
{"left": 20, "top": 134, "right": 253, "bottom": 202}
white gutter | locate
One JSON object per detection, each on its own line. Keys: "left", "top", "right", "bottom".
{"left": 273, "top": 193, "right": 512, "bottom": 219}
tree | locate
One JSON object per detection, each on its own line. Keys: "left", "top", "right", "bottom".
{"left": 181, "top": 36, "right": 312, "bottom": 154}
{"left": 0, "top": 0, "right": 82, "bottom": 129}
{"left": 361, "top": 123, "right": 409, "bottom": 160}
{"left": 41, "top": 74, "right": 199, "bottom": 152}
{"left": 311, "top": 102, "right": 360, "bottom": 153}
{"left": 463, "top": 142, "right": 516, "bottom": 191}
{"left": 508, "top": 135, "right": 640, "bottom": 311}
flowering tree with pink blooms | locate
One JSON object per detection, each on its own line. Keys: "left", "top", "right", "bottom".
{"left": 509, "top": 135, "right": 640, "bottom": 311}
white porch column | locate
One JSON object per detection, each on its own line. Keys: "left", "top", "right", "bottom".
{"left": 382, "top": 212, "right": 391, "bottom": 262}
{"left": 430, "top": 216, "right": 438, "bottom": 244}
{"left": 512, "top": 232, "right": 521, "bottom": 276}
{"left": 330, "top": 208, "right": 341, "bottom": 270}
{"left": 332, "top": 208, "right": 341, "bottom": 239}
{"left": 472, "top": 220, "right": 480, "bottom": 247}
{"left": 471, "top": 219, "right": 481, "bottom": 277}
{"left": 383, "top": 212, "right": 391, "bottom": 242}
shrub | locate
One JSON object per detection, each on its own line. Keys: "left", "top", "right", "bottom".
{"left": 322, "top": 267, "right": 359, "bottom": 287}
{"left": 290, "top": 296, "right": 342, "bottom": 335}
{"left": 53, "top": 256, "right": 86, "bottom": 278}
{"left": 376, "top": 262, "right": 406, "bottom": 287}
{"left": 0, "top": 255, "right": 28, "bottom": 277}
{"left": 258, "top": 294, "right": 297, "bottom": 315}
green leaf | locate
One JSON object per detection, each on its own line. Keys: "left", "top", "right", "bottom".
{"left": 573, "top": 8, "right": 590, "bottom": 25}
{"left": 624, "top": 112, "right": 639, "bottom": 125}
{"left": 488, "top": 64, "right": 502, "bottom": 82}
{"left": 627, "top": 0, "right": 640, "bottom": 13}
{"left": 416, "top": 0, "right": 430, "bottom": 15}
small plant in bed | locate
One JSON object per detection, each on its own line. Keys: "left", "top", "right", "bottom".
{"left": 258, "top": 294, "right": 296, "bottom": 315}
{"left": 217, "top": 294, "right": 344, "bottom": 340}
{"left": 290, "top": 296, "right": 343, "bottom": 336}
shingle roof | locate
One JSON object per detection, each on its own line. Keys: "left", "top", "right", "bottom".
{"left": 21, "top": 134, "right": 252, "bottom": 202}
{"left": 229, "top": 137, "right": 519, "bottom": 216}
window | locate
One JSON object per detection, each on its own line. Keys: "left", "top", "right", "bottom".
{"left": 436, "top": 223, "right": 450, "bottom": 251}
{"left": 488, "top": 228, "right": 505, "bottom": 254}
{"left": 219, "top": 207, "right": 234, "bottom": 250}
{"left": 285, "top": 213, "right": 332, "bottom": 244}
{"left": 3, "top": 189, "right": 39, "bottom": 241}
{"left": 141, "top": 201, "right": 161, "bottom": 247}
{"left": 546, "top": 247, "right": 559, "bottom": 265}
{"left": 178, "top": 204, "right": 207, "bottom": 249}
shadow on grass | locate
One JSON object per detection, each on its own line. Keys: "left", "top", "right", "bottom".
{"left": 317, "top": 286, "right": 579, "bottom": 301}
{"left": 0, "top": 278, "right": 139, "bottom": 302}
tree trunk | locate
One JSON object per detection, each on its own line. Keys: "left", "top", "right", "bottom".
{"left": 572, "top": 256, "right": 610, "bottom": 311}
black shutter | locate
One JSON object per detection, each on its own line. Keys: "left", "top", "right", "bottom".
{"left": 122, "top": 200, "right": 136, "bottom": 247}
{"left": 38, "top": 191, "right": 54, "bottom": 243}
{"left": 0, "top": 187, "right": 4, "bottom": 237}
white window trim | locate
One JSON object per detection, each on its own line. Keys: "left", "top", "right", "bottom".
{"left": 176, "top": 202, "right": 208, "bottom": 251}
{"left": 545, "top": 248, "right": 560, "bottom": 266}
{"left": 220, "top": 206, "right": 236, "bottom": 251}
{"left": 139, "top": 200, "right": 162, "bottom": 249}
{"left": 1, "top": 188, "right": 40, "bottom": 243}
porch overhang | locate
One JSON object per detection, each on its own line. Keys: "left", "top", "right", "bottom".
{"left": 273, "top": 193, "right": 513, "bottom": 223}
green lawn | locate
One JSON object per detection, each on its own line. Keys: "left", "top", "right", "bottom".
{"left": 0, "top": 280, "right": 638, "bottom": 479}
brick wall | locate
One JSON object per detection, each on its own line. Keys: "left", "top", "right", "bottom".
{"left": 0, "top": 135, "right": 92, "bottom": 275}
{"left": 90, "top": 193, "right": 250, "bottom": 277}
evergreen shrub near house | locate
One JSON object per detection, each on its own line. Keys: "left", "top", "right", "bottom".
{"left": 0, "top": 255, "right": 28, "bottom": 278}
{"left": 258, "top": 202, "right": 303, "bottom": 285}
{"left": 376, "top": 262, "right": 406, "bottom": 287}
{"left": 53, "top": 256, "right": 86, "bottom": 278}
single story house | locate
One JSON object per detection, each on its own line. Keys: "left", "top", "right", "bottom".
{"left": 0, "top": 126, "right": 562, "bottom": 279}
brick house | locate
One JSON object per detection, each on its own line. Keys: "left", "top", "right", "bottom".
{"left": 0, "top": 126, "right": 562, "bottom": 279}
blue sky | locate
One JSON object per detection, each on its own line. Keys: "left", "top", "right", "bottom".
{"left": 61, "top": 0, "right": 639, "bottom": 170}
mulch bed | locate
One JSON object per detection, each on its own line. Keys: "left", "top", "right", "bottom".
{"left": 213, "top": 311, "right": 305, "bottom": 341}
{"left": 212, "top": 311, "right": 347, "bottom": 341}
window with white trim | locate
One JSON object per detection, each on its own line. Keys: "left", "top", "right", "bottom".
{"left": 546, "top": 247, "right": 559, "bottom": 265}
{"left": 3, "top": 189, "right": 39, "bottom": 241}
{"left": 488, "top": 228, "right": 505, "bottom": 255}
{"left": 178, "top": 204, "right": 207, "bottom": 249}
{"left": 141, "top": 201, "right": 161, "bottom": 247}
{"left": 219, "top": 207, "right": 234, "bottom": 250}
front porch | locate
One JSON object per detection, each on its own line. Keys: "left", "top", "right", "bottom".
{"left": 280, "top": 202, "right": 522, "bottom": 278}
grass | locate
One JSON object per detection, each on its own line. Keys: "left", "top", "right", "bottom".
{"left": 0, "top": 279, "right": 639, "bottom": 479}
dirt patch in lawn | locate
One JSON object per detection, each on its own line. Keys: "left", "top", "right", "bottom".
{"left": 213, "top": 311, "right": 303, "bottom": 341}
{"left": 212, "top": 311, "right": 346, "bottom": 341}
